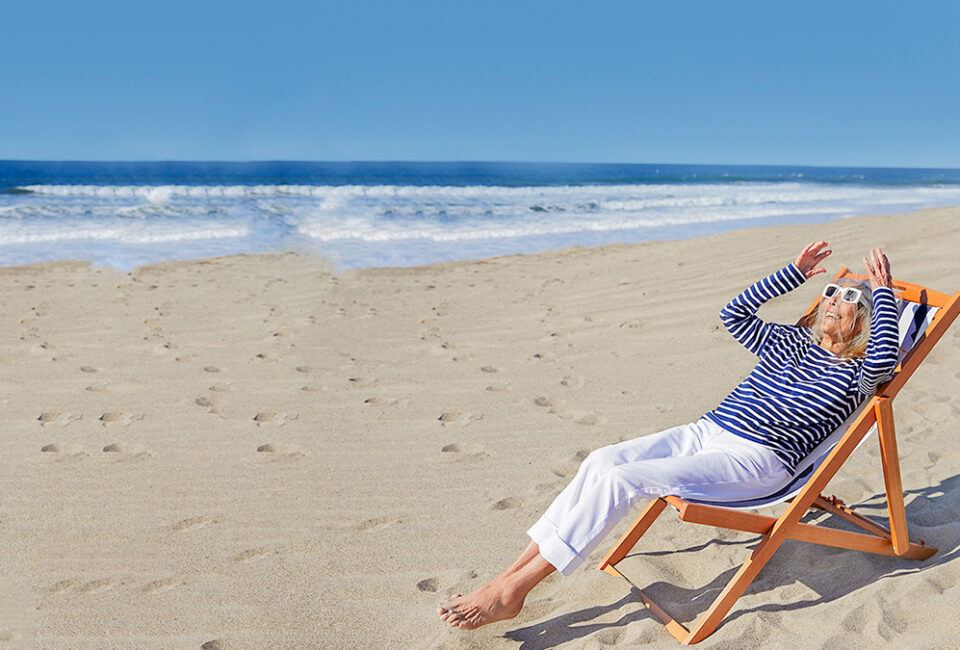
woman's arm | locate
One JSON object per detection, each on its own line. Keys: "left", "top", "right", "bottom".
{"left": 719, "top": 262, "right": 808, "bottom": 357}
{"left": 858, "top": 248, "right": 900, "bottom": 395}
{"left": 721, "top": 241, "right": 829, "bottom": 356}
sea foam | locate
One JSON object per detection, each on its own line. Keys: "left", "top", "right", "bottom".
{"left": 5, "top": 179, "right": 960, "bottom": 269}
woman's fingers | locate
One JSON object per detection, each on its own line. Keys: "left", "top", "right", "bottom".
{"left": 873, "top": 248, "right": 889, "bottom": 276}
{"left": 878, "top": 249, "right": 890, "bottom": 275}
{"left": 796, "top": 241, "right": 830, "bottom": 276}
{"left": 864, "top": 248, "right": 892, "bottom": 288}
{"left": 808, "top": 241, "right": 828, "bottom": 258}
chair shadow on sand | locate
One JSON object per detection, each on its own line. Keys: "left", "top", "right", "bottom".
{"left": 504, "top": 472, "right": 960, "bottom": 650}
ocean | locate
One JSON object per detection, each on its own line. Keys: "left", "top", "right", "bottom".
{"left": 3, "top": 161, "right": 960, "bottom": 270}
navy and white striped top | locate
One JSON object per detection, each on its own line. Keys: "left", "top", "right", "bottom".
{"left": 703, "top": 263, "right": 900, "bottom": 472}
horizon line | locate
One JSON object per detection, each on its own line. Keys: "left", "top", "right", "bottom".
{"left": 3, "top": 159, "right": 960, "bottom": 172}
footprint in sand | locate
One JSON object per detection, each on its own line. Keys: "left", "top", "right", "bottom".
{"left": 80, "top": 366, "right": 98, "bottom": 373}
{"left": 296, "top": 366, "right": 312, "bottom": 373}
{"left": 572, "top": 412, "right": 601, "bottom": 426}
{"left": 47, "top": 579, "right": 79, "bottom": 593}
{"left": 195, "top": 396, "right": 213, "bottom": 407}
{"left": 486, "top": 382, "right": 512, "bottom": 392}
{"left": 552, "top": 450, "right": 590, "bottom": 478}
{"left": 141, "top": 577, "right": 181, "bottom": 593}
{"left": 233, "top": 547, "right": 272, "bottom": 563}
{"left": 417, "top": 577, "right": 438, "bottom": 593}
{"left": 300, "top": 384, "right": 323, "bottom": 392}
{"left": 481, "top": 366, "right": 499, "bottom": 373}
{"left": 76, "top": 578, "right": 116, "bottom": 593}
{"left": 348, "top": 377, "right": 378, "bottom": 388}
{"left": 364, "top": 397, "right": 399, "bottom": 406}
{"left": 252, "top": 412, "right": 297, "bottom": 425}
{"left": 256, "top": 443, "right": 305, "bottom": 459}
{"left": 171, "top": 516, "right": 215, "bottom": 532}
{"left": 40, "top": 443, "right": 88, "bottom": 460}
{"left": 99, "top": 412, "right": 133, "bottom": 425}
{"left": 201, "top": 639, "right": 230, "bottom": 650}
{"left": 101, "top": 443, "right": 150, "bottom": 460}
{"left": 85, "top": 384, "right": 108, "bottom": 392}
{"left": 356, "top": 515, "right": 401, "bottom": 531}
{"left": 533, "top": 396, "right": 555, "bottom": 408}
{"left": 617, "top": 320, "right": 644, "bottom": 329}
{"left": 595, "top": 628, "right": 624, "bottom": 646}
{"left": 490, "top": 497, "right": 522, "bottom": 511}
{"left": 37, "top": 412, "right": 67, "bottom": 424}
{"left": 553, "top": 449, "right": 591, "bottom": 476}
{"left": 203, "top": 366, "right": 221, "bottom": 373}
{"left": 549, "top": 406, "right": 602, "bottom": 426}
{"left": 209, "top": 384, "right": 233, "bottom": 392}
{"left": 560, "top": 375, "right": 586, "bottom": 388}
{"left": 439, "top": 442, "right": 488, "bottom": 460}
{"left": 922, "top": 570, "right": 958, "bottom": 594}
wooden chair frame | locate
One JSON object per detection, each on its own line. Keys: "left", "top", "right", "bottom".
{"left": 596, "top": 269, "right": 960, "bottom": 644}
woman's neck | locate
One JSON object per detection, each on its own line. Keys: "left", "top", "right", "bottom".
{"left": 818, "top": 333, "right": 847, "bottom": 356}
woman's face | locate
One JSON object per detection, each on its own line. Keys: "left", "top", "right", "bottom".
{"left": 820, "top": 292, "right": 860, "bottom": 341}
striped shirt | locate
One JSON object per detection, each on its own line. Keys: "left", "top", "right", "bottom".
{"left": 703, "top": 263, "right": 900, "bottom": 472}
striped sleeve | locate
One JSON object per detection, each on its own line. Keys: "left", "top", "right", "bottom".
{"left": 719, "top": 263, "right": 808, "bottom": 357}
{"left": 857, "top": 286, "right": 900, "bottom": 396}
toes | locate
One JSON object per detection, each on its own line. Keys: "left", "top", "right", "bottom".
{"left": 438, "top": 595, "right": 462, "bottom": 618}
{"left": 439, "top": 607, "right": 459, "bottom": 625}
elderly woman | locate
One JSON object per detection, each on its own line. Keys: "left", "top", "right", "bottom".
{"left": 439, "top": 241, "right": 900, "bottom": 631}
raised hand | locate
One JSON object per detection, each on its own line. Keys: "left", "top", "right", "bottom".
{"left": 863, "top": 247, "right": 893, "bottom": 290}
{"left": 794, "top": 241, "right": 832, "bottom": 279}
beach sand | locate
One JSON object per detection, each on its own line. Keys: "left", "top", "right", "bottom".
{"left": 1, "top": 208, "right": 959, "bottom": 649}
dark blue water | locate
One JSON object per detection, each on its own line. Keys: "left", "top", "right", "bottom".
{"left": 5, "top": 160, "right": 960, "bottom": 191}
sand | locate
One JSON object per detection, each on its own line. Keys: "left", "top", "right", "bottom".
{"left": 1, "top": 208, "right": 958, "bottom": 649}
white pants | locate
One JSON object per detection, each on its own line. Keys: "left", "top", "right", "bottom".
{"left": 527, "top": 418, "right": 789, "bottom": 575}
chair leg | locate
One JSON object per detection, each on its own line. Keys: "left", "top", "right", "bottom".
{"left": 596, "top": 498, "right": 667, "bottom": 571}
{"left": 683, "top": 540, "right": 776, "bottom": 644}
{"left": 875, "top": 397, "right": 910, "bottom": 555}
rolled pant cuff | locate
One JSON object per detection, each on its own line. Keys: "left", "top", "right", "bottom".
{"left": 527, "top": 518, "right": 586, "bottom": 576}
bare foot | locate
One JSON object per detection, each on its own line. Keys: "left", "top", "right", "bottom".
{"left": 437, "top": 581, "right": 525, "bottom": 630}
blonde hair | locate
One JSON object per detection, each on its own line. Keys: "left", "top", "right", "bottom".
{"left": 798, "top": 278, "right": 874, "bottom": 358}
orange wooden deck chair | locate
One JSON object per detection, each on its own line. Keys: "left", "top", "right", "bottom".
{"left": 596, "top": 269, "right": 960, "bottom": 645}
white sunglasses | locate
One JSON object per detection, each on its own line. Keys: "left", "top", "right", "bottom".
{"left": 822, "top": 283, "right": 863, "bottom": 305}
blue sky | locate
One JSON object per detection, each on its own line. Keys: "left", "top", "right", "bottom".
{"left": 3, "top": 1, "right": 959, "bottom": 166}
